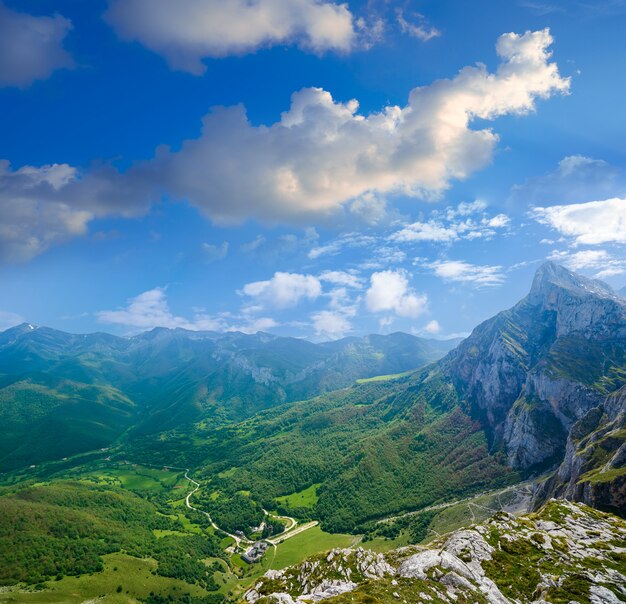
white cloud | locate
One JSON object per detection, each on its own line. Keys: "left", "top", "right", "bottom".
{"left": 548, "top": 249, "right": 626, "bottom": 278}
{"left": 422, "top": 319, "right": 441, "bottom": 334}
{"left": 201, "top": 241, "right": 229, "bottom": 262}
{"left": 486, "top": 214, "right": 510, "bottom": 228}
{"left": 390, "top": 201, "right": 510, "bottom": 243}
{"left": 532, "top": 197, "right": 626, "bottom": 245}
{"left": 452, "top": 200, "right": 487, "bottom": 216}
{"left": 0, "top": 2, "right": 73, "bottom": 87}
{"left": 145, "top": 29, "right": 567, "bottom": 224}
{"left": 396, "top": 9, "right": 440, "bottom": 42}
{"left": 426, "top": 260, "right": 505, "bottom": 287}
{"left": 97, "top": 287, "right": 277, "bottom": 333}
{"left": 511, "top": 155, "right": 626, "bottom": 206}
{"left": 97, "top": 287, "right": 221, "bottom": 331}
{"left": 0, "top": 310, "right": 24, "bottom": 331}
{"left": 0, "top": 162, "right": 91, "bottom": 262}
{"left": 234, "top": 316, "right": 279, "bottom": 334}
{"left": 319, "top": 270, "right": 363, "bottom": 289}
{"left": 392, "top": 222, "right": 458, "bottom": 243}
{"left": 105, "top": 0, "right": 355, "bottom": 74}
{"left": 311, "top": 310, "right": 352, "bottom": 340}
{"left": 365, "top": 270, "right": 428, "bottom": 318}
{"left": 0, "top": 29, "right": 568, "bottom": 262}
{"left": 0, "top": 159, "right": 154, "bottom": 263}
{"left": 242, "top": 272, "right": 322, "bottom": 309}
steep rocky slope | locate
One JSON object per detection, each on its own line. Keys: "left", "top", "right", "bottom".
{"left": 536, "top": 384, "right": 626, "bottom": 514}
{"left": 247, "top": 500, "right": 626, "bottom": 604}
{"left": 441, "top": 262, "right": 626, "bottom": 472}
{"left": 435, "top": 262, "right": 626, "bottom": 512}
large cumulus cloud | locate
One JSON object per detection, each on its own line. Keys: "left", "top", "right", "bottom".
{"left": 0, "top": 29, "right": 569, "bottom": 262}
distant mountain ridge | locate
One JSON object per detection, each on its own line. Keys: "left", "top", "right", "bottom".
{"left": 0, "top": 325, "right": 458, "bottom": 471}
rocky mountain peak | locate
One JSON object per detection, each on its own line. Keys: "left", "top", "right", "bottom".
{"left": 528, "top": 261, "right": 617, "bottom": 304}
{"left": 524, "top": 261, "right": 626, "bottom": 339}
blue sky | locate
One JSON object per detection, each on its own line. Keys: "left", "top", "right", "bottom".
{"left": 1, "top": 0, "right": 626, "bottom": 340}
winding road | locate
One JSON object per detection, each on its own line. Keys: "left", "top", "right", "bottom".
{"left": 374, "top": 480, "right": 536, "bottom": 525}
{"left": 182, "top": 469, "right": 254, "bottom": 548}
{"left": 179, "top": 468, "right": 317, "bottom": 551}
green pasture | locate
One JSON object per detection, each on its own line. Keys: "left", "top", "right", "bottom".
{"left": 275, "top": 483, "right": 319, "bottom": 509}
{"left": 271, "top": 526, "right": 356, "bottom": 569}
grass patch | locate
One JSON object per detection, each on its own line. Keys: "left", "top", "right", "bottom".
{"left": 270, "top": 526, "right": 356, "bottom": 569}
{"left": 276, "top": 484, "right": 320, "bottom": 509}
{"left": 0, "top": 552, "right": 209, "bottom": 603}
{"left": 355, "top": 371, "right": 413, "bottom": 384}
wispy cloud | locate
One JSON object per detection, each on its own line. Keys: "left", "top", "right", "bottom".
{"left": 201, "top": 241, "right": 229, "bottom": 263}
{"left": 519, "top": 1, "right": 565, "bottom": 15}
{"left": 511, "top": 156, "right": 626, "bottom": 206}
{"left": 548, "top": 249, "right": 626, "bottom": 278}
{"left": 424, "top": 260, "right": 506, "bottom": 287}
{"left": 390, "top": 201, "right": 510, "bottom": 243}
{"left": 396, "top": 9, "right": 441, "bottom": 41}
{"left": 97, "top": 287, "right": 278, "bottom": 334}
{"left": 0, "top": 310, "right": 24, "bottom": 331}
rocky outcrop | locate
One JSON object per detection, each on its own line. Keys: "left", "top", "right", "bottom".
{"left": 245, "top": 548, "right": 394, "bottom": 604}
{"left": 246, "top": 500, "right": 626, "bottom": 604}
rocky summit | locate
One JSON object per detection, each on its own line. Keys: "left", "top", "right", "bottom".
{"left": 431, "top": 262, "right": 626, "bottom": 512}
{"left": 246, "top": 500, "right": 626, "bottom": 604}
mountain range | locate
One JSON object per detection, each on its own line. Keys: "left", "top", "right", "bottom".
{"left": 0, "top": 325, "right": 457, "bottom": 471}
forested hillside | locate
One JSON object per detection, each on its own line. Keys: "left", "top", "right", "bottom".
{"left": 0, "top": 328, "right": 457, "bottom": 471}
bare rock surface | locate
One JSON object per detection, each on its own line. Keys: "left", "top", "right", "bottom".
{"left": 245, "top": 500, "right": 626, "bottom": 604}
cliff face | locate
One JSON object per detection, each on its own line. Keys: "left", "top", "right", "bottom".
{"left": 536, "top": 385, "right": 626, "bottom": 514}
{"left": 438, "top": 262, "right": 626, "bottom": 511}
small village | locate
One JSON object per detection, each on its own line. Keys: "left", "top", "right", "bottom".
{"left": 241, "top": 541, "right": 270, "bottom": 564}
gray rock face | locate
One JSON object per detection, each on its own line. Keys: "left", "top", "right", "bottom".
{"left": 536, "top": 385, "right": 626, "bottom": 512}
{"left": 247, "top": 500, "right": 626, "bottom": 604}
{"left": 526, "top": 262, "right": 626, "bottom": 338}
{"left": 437, "top": 262, "right": 626, "bottom": 502}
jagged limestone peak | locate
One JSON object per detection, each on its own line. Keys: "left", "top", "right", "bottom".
{"left": 528, "top": 261, "right": 622, "bottom": 306}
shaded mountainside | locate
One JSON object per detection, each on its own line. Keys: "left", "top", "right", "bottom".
{"left": 0, "top": 326, "right": 457, "bottom": 471}
{"left": 142, "top": 262, "right": 626, "bottom": 532}
{"left": 247, "top": 500, "right": 626, "bottom": 604}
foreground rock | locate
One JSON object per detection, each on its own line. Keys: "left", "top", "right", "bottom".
{"left": 246, "top": 500, "right": 626, "bottom": 604}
